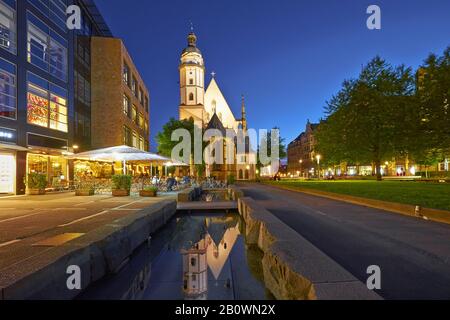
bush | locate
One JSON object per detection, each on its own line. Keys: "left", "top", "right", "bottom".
{"left": 111, "top": 175, "right": 132, "bottom": 191}
{"left": 227, "top": 174, "right": 236, "bottom": 185}
{"left": 26, "top": 173, "right": 47, "bottom": 190}
{"left": 143, "top": 186, "right": 158, "bottom": 192}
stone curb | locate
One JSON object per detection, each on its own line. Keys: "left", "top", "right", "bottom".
{"left": 238, "top": 197, "right": 382, "bottom": 300}
{"left": 263, "top": 183, "right": 450, "bottom": 225}
{"left": 0, "top": 199, "right": 177, "bottom": 300}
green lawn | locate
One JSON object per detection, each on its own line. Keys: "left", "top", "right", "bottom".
{"left": 264, "top": 180, "right": 450, "bottom": 211}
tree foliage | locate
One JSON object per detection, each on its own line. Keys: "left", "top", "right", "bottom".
{"left": 316, "top": 56, "right": 415, "bottom": 180}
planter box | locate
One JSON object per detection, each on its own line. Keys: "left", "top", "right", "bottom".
{"left": 28, "top": 189, "right": 46, "bottom": 195}
{"left": 112, "top": 189, "right": 130, "bottom": 197}
{"left": 140, "top": 190, "right": 157, "bottom": 197}
{"left": 75, "top": 189, "right": 95, "bottom": 196}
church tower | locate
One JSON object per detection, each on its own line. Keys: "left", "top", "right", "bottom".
{"left": 179, "top": 30, "right": 205, "bottom": 125}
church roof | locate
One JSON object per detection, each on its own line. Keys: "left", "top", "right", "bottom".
{"left": 206, "top": 113, "right": 226, "bottom": 135}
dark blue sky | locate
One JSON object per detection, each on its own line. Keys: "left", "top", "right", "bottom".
{"left": 94, "top": 0, "right": 449, "bottom": 150}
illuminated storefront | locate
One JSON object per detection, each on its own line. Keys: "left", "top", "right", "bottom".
{"left": 0, "top": 127, "right": 19, "bottom": 194}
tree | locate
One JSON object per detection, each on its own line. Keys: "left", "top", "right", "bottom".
{"left": 156, "top": 117, "right": 205, "bottom": 176}
{"left": 316, "top": 57, "right": 415, "bottom": 180}
{"left": 415, "top": 47, "right": 450, "bottom": 163}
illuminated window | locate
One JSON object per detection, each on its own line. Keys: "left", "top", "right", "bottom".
{"left": 138, "top": 113, "right": 144, "bottom": 129}
{"left": 0, "top": 58, "right": 16, "bottom": 119}
{"left": 0, "top": 0, "right": 16, "bottom": 54}
{"left": 132, "top": 105, "right": 137, "bottom": 123}
{"left": 132, "top": 132, "right": 137, "bottom": 148}
{"left": 123, "top": 94, "right": 130, "bottom": 116}
{"left": 139, "top": 136, "right": 144, "bottom": 151}
{"left": 131, "top": 76, "right": 137, "bottom": 96}
{"left": 123, "top": 125, "right": 132, "bottom": 146}
{"left": 123, "top": 62, "right": 130, "bottom": 86}
{"left": 27, "top": 72, "right": 67, "bottom": 132}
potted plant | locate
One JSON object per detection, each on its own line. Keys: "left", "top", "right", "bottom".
{"left": 26, "top": 173, "right": 47, "bottom": 195}
{"left": 75, "top": 178, "right": 95, "bottom": 196}
{"left": 140, "top": 186, "right": 158, "bottom": 197}
{"left": 111, "top": 174, "right": 132, "bottom": 197}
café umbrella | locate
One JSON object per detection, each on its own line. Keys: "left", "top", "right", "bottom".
{"left": 67, "top": 145, "right": 170, "bottom": 174}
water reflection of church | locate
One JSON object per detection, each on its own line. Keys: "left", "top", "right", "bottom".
{"left": 180, "top": 216, "right": 240, "bottom": 300}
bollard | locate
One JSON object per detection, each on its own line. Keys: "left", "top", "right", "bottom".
{"left": 415, "top": 206, "right": 421, "bottom": 217}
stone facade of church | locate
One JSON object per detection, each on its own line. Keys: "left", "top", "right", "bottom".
{"left": 178, "top": 31, "right": 256, "bottom": 181}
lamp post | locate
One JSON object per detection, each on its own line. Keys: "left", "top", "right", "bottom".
{"left": 316, "top": 154, "right": 321, "bottom": 179}
{"left": 299, "top": 159, "right": 303, "bottom": 178}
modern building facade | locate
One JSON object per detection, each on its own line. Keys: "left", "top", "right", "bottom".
{"left": 0, "top": 0, "right": 74, "bottom": 195}
{"left": 90, "top": 36, "right": 149, "bottom": 151}
{"left": 0, "top": 0, "right": 148, "bottom": 195}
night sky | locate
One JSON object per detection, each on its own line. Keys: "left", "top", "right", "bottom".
{"left": 94, "top": 0, "right": 450, "bottom": 150}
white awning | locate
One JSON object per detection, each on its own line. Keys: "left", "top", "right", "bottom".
{"left": 66, "top": 145, "right": 170, "bottom": 163}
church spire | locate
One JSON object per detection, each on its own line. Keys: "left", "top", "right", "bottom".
{"left": 241, "top": 95, "right": 247, "bottom": 131}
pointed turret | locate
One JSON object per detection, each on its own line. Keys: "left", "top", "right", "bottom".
{"left": 241, "top": 95, "right": 247, "bottom": 131}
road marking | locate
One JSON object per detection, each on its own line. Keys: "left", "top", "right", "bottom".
{"left": 74, "top": 201, "right": 95, "bottom": 207}
{"left": 0, "top": 210, "right": 45, "bottom": 224}
{"left": 58, "top": 210, "right": 109, "bottom": 227}
{"left": 0, "top": 239, "right": 21, "bottom": 248}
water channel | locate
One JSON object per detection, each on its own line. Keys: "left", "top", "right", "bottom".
{"left": 79, "top": 212, "right": 273, "bottom": 300}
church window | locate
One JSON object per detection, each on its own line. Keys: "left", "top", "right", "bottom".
{"left": 189, "top": 93, "right": 194, "bottom": 101}
{"left": 191, "top": 257, "right": 196, "bottom": 267}
{"left": 189, "top": 79, "right": 193, "bottom": 85}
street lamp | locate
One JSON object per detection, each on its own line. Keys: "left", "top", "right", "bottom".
{"left": 299, "top": 159, "right": 303, "bottom": 178}
{"left": 316, "top": 155, "right": 321, "bottom": 179}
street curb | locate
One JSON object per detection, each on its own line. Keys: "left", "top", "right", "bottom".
{"left": 238, "top": 196, "right": 382, "bottom": 300}
{"left": 263, "top": 183, "right": 450, "bottom": 225}
{"left": 0, "top": 199, "right": 177, "bottom": 300}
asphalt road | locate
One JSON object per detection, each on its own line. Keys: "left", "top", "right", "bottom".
{"left": 240, "top": 183, "right": 450, "bottom": 300}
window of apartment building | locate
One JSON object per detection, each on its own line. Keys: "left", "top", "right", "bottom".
{"left": 138, "top": 88, "right": 144, "bottom": 104}
{"left": 144, "top": 96, "right": 149, "bottom": 113}
{"left": 123, "top": 94, "right": 130, "bottom": 116}
{"left": 139, "top": 136, "right": 144, "bottom": 151}
{"left": 131, "top": 76, "right": 137, "bottom": 96}
{"left": 28, "top": 0, "right": 68, "bottom": 32}
{"left": 131, "top": 105, "right": 137, "bottom": 123}
{"left": 76, "top": 39, "right": 90, "bottom": 67}
{"left": 27, "top": 12, "right": 68, "bottom": 81}
{"left": 138, "top": 113, "right": 144, "bottom": 129}
{"left": 75, "top": 111, "right": 90, "bottom": 138}
{"left": 123, "top": 125, "right": 132, "bottom": 146}
{"left": 27, "top": 72, "right": 67, "bottom": 132}
{"left": 132, "top": 131, "right": 137, "bottom": 148}
{"left": 74, "top": 71, "right": 90, "bottom": 105}
{"left": 123, "top": 62, "right": 130, "bottom": 86}
{"left": 0, "top": 0, "right": 16, "bottom": 54}
{"left": 0, "top": 58, "right": 16, "bottom": 119}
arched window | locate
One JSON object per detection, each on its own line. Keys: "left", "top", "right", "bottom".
{"left": 239, "top": 169, "right": 243, "bottom": 180}
{"left": 189, "top": 93, "right": 194, "bottom": 101}
{"left": 245, "top": 170, "right": 249, "bottom": 180}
